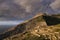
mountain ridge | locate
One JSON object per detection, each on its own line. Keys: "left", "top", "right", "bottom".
{"left": 0, "top": 13, "right": 60, "bottom": 40}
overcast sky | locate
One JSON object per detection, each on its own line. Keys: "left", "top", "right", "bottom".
{"left": 0, "top": 0, "right": 60, "bottom": 13}
{"left": 0, "top": 0, "right": 60, "bottom": 20}
{"left": 0, "top": 21, "right": 23, "bottom": 25}
{"left": 14, "top": 0, "right": 60, "bottom": 13}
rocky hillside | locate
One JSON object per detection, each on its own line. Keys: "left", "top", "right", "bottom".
{"left": 0, "top": 14, "right": 60, "bottom": 40}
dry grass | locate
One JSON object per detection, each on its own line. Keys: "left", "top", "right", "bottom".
{"left": 3, "top": 24, "right": 60, "bottom": 40}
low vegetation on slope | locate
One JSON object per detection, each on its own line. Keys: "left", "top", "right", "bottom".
{"left": 0, "top": 13, "right": 60, "bottom": 40}
{"left": 4, "top": 24, "right": 60, "bottom": 40}
{"left": 23, "top": 24, "right": 60, "bottom": 40}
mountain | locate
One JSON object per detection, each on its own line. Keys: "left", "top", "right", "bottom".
{"left": 0, "top": 13, "right": 60, "bottom": 40}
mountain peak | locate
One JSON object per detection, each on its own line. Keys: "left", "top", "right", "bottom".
{"left": 0, "top": 13, "right": 60, "bottom": 40}
{"left": 33, "top": 13, "right": 44, "bottom": 18}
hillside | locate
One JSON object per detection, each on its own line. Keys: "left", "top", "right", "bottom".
{"left": 0, "top": 14, "right": 60, "bottom": 40}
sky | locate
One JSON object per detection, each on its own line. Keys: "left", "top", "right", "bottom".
{"left": 0, "top": 0, "right": 60, "bottom": 33}
{"left": 0, "top": 0, "right": 60, "bottom": 20}
{"left": 0, "top": 21, "right": 23, "bottom": 25}
{"left": 14, "top": 0, "right": 60, "bottom": 13}
{"left": 0, "top": 0, "right": 60, "bottom": 13}
{"left": 50, "top": 0, "right": 60, "bottom": 12}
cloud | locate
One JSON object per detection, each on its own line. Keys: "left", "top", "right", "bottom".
{"left": 14, "top": 0, "right": 43, "bottom": 13}
{"left": 0, "top": 0, "right": 60, "bottom": 14}
{"left": 50, "top": 0, "right": 60, "bottom": 10}
{"left": 0, "top": 0, "right": 60, "bottom": 20}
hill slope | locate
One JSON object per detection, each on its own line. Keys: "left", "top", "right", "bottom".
{"left": 0, "top": 14, "right": 60, "bottom": 40}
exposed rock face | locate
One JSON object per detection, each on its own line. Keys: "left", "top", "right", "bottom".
{"left": 0, "top": 14, "right": 60, "bottom": 40}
